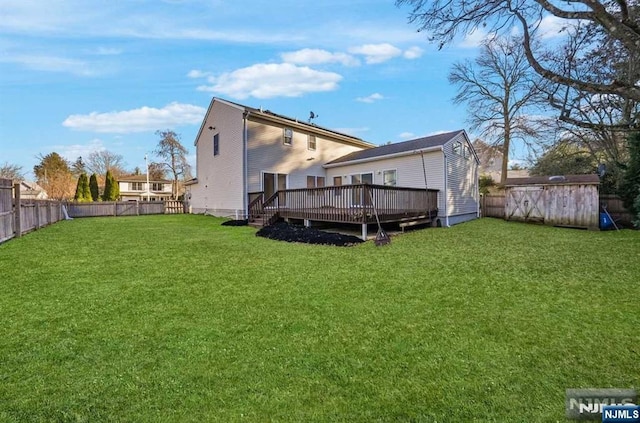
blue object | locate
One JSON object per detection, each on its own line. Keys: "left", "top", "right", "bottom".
{"left": 600, "top": 212, "right": 614, "bottom": 230}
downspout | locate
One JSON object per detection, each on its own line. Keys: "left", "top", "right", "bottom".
{"left": 442, "top": 149, "right": 450, "bottom": 227}
{"left": 243, "top": 111, "right": 249, "bottom": 219}
{"left": 475, "top": 159, "right": 480, "bottom": 218}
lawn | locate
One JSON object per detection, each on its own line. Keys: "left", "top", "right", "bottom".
{"left": 0, "top": 215, "right": 638, "bottom": 422}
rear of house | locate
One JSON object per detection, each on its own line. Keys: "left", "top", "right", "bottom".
{"left": 188, "top": 98, "right": 373, "bottom": 218}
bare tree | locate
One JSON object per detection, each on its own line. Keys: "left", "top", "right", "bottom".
{"left": 397, "top": 0, "right": 640, "bottom": 130}
{"left": 154, "top": 130, "right": 191, "bottom": 199}
{"left": 86, "top": 150, "right": 127, "bottom": 178}
{"left": 0, "top": 162, "right": 25, "bottom": 182}
{"left": 449, "top": 36, "right": 549, "bottom": 184}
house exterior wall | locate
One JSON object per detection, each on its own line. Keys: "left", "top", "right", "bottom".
{"left": 190, "top": 100, "right": 246, "bottom": 217}
{"left": 325, "top": 151, "right": 445, "bottom": 206}
{"left": 442, "top": 132, "right": 479, "bottom": 224}
{"left": 246, "top": 117, "right": 367, "bottom": 194}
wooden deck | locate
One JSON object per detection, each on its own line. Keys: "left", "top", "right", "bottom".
{"left": 249, "top": 184, "right": 438, "bottom": 235}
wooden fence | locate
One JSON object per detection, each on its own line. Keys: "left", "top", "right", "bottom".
{"left": 0, "top": 179, "right": 65, "bottom": 243}
{"left": 0, "top": 178, "right": 187, "bottom": 244}
{"left": 480, "top": 193, "right": 634, "bottom": 226}
{"left": 66, "top": 200, "right": 186, "bottom": 218}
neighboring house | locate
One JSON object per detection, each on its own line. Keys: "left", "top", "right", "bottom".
{"left": 473, "top": 139, "right": 529, "bottom": 182}
{"left": 188, "top": 97, "right": 480, "bottom": 232}
{"left": 118, "top": 175, "right": 173, "bottom": 201}
{"left": 188, "top": 97, "right": 375, "bottom": 218}
{"left": 19, "top": 181, "right": 48, "bottom": 200}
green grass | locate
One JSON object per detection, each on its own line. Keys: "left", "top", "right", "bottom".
{"left": 0, "top": 215, "right": 638, "bottom": 422}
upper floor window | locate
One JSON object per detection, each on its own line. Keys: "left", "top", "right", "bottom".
{"left": 152, "top": 183, "right": 164, "bottom": 191}
{"left": 307, "top": 134, "right": 316, "bottom": 151}
{"left": 463, "top": 145, "right": 471, "bottom": 159}
{"left": 453, "top": 141, "right": 462, "bottom": 156}
{"left": 283, "top": 128, "right": 293, "bottom": 146}
{"left": 213, "top": 133, "right": 220, "bottom": 156}
{"left": 129, "top": 182, "right": 143, "bottom": 191}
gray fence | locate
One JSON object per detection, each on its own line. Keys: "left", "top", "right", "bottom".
{"left": 66, "top": 200, "right": 185, "bottom": 218}
{"left": 0, "top": 178, "right": 187, "bottom": 244}
{"left": 0, "top": 179, "right": 65, "bottom": 243}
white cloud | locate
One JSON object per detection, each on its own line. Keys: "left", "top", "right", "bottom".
{"left": 62, "top": 102, "right": 206, "bottom": 133}
{"left": 281, "top": 48, "right": 359, "bottom": 67}
{"left": 538, "top": 15, "right": 569, "bottom": 39}
{"left": 399, "top": 132, "right": 415, "bottom": 139}
{"left": 459, "top": 29, "right": 495, "bottom": 48}
{"left": 54, "top": 138, "right": 106, "bottom": 162}
{"left": 356, "top": 93, "right": 384, "bottom": 103}
{"left": 403, "top": 46, "right": 424, "bottom": 59}
{"left": 349, "top": 43, "right": 402, "bottom": 64}
{"left": 187, "top": 69, "right": 211, "bottom": 78}
{"left": 0, "top": 53, "right": 99, "bottom": 76}
{"left": 197, "top": 63, "right": 342, "bottom": 99}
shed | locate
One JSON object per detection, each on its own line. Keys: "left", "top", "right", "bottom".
{"left": 504, "top": 175, "right": 600, "bottom": 230}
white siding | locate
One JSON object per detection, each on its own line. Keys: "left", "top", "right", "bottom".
{"left": 443, "top": 132, "right": 479, "bottom": 219}
{"left": 246, "top": 118, "right": 366, "bottom": 193}
{"left": 190, "top": 100, "right": 245, "bottom": 217}
{"left": 325, "top": 151, "right": 446, "bottom": 209}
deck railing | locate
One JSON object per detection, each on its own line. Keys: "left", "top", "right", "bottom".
{"left": 249, "top": 184, "right": 438, "bottom": 225}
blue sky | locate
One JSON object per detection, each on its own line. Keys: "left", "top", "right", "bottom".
{"left": 1, "top": 0, "right": 554, "bottom": 179}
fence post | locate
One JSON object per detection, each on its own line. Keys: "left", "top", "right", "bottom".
{"left": 13, "top": 183, "right": 21, "bottom": 238}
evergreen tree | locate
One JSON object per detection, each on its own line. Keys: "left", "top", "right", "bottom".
{"left": 619, "top": 132, "right": 640, "bottom": 218}
{"left": 73, "top": 173, "right": 92, "bottom": 202}
{"left": 101, "top": 170, "right": 120, "bottom": 201}
{"left": 89, "top": 173, "right": 99, "bottom": 201}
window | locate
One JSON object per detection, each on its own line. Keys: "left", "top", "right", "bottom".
{"left": 129, "top": 182, "right": 143, "bottom": 191}
{"left": 453, "top": 141, "right": 462, "bottom": 156}
{"left": 383, "top": 169, "right": 397, "bottom": 186}
{"left": 306, "top": 176, "right": 325, "bottom": 195}
{"left": 307, "top": 134, "right": 316, "bottom": 150}
{"left": 283, "top": 128, "right": 293, "bottom": 146}
{"left": 213, "top": 133, "right": 219, "bottom": 156}
{"left": 152, "top": 183, "right": 163, "bottom": 191}
{"left": 463, "top": 145, "right": 471, "bottom": 159}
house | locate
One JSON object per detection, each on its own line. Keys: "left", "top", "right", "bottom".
{"left": 118, "top": 174, "right": 173, "bottom": 201}
{"left": 19, "top": 181, "right": 48, "bottom": 200}
{"left": 472, "top": 139, "right": 529, "bottom": 182}
{"left": 188, "top": 98, "right": 375, "bottom": 219}
{"left": 188, "top": 97, "right": 480, "bottom": 236}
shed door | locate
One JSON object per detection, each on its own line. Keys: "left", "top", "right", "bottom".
{"left": 506, "top": 186, "right": 545, "bottom": 222}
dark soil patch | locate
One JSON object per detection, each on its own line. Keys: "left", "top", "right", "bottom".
{"left": 221, "top": 219, "right": 248, "bottom": 226}
{"left": 256, "top": 222, "right": 364, "bottom": 247}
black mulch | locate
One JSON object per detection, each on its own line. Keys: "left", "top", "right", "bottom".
{"left": 221, "top": 219, "right": 249, "bottom": 226}
{"left": 256, "top": 222, "right": 364, "bottom": 247}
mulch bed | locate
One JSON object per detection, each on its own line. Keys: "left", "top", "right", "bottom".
{"left": 255, "top": 222, "right": 364, "bottom": 247}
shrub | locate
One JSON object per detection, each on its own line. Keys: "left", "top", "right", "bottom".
{"left": 101, "top": 170, "right": 120, "bottom": 201}
{"left": 73, "top": 173, "right": 92, "bottom": 202}
{"left": 619, "top": 132, "right": 640, "bottom": 218}
{"left": 89, "top": 173, "right": 99, "bottom": 201}
{"left": 479, "top": 175, "right": 496, "bottom": 195}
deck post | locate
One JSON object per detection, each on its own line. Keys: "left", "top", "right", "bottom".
{"left": 304, "top": 219, "right": 310, "bottom": 227}
{"left": 361, "top": 223, "right": 367, "bottom": 241}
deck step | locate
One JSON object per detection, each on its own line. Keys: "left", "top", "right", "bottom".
{"left": 399, "top": 217, "right": 432, "bottom": 231}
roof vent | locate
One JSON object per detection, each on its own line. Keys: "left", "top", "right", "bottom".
{"left": 548, "top": 175, "right": 566, "bottom": 182}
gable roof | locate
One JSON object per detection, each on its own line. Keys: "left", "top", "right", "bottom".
{"left": 325, "top": 130, "right": 467, "bottom": 166}
{"left": 195, "top": 97, "right": 375, "bottom": 149}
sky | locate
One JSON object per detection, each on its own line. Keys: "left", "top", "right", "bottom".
{"left": 0, "top": 0, "right": 563, "bottom": 180}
